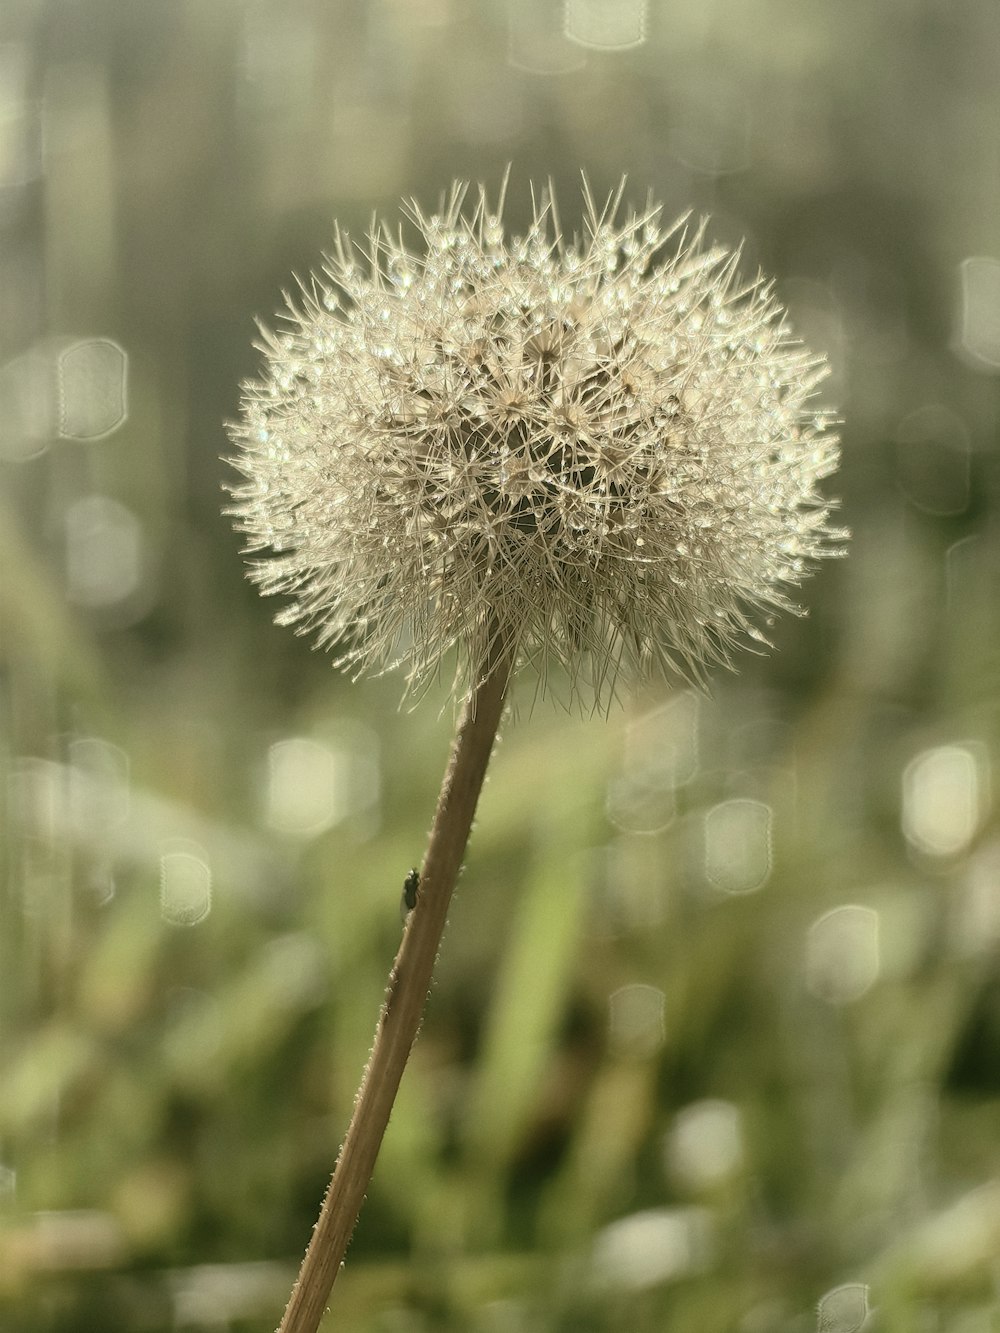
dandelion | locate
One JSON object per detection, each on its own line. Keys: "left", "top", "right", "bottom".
{"left": 228, "top": 179, "right": 843, "bottom": 708}
{"left": 226, "top": 179, "right": 844, "bottom": 1333}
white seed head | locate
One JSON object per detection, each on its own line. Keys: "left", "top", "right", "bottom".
{"left": 227, "top": 180, "right": 845, "bottom": 706}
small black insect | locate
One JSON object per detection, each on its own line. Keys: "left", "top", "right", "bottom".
{"left": 400, "top": 868, "right": 420, "bottom": 922}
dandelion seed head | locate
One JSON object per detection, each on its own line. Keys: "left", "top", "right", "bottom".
{"left": 227, "top": 180, "right": 845, "bottom": 706}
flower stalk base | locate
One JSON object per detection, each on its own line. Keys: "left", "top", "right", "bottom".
{"left": 277, "top": 646, "right": 513, "bottom": 1333}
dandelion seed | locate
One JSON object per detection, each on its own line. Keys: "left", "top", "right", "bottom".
{"left": 227, "top": 180, "right": 845, "bottom": 706}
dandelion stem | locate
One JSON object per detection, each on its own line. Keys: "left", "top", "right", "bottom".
{"left": 277, "top": 640, "right": 514, "bottom": 1333}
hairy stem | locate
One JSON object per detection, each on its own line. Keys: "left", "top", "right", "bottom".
{"left": 277, "top": 647, "right": 513, "bottom": 1333}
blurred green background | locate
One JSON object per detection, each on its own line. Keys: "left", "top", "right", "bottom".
{"left": 2, "top": 1, "right": 999, "bottom": 1330}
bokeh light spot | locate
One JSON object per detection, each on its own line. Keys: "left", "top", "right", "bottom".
{"left": 67, "top": 737, "right": 130, "bottom": 838}
{"left": 665, "top": 1099, "right": 744, "bottom": 1193}
{"left": 65, "top": 494, "right": 143, "bottom": 609}
{"left": 895, "top": 404, "right": 970, "bottom": 516}
{"left": 902, "top": 743, "right": 987, "bottom": 860}
{"left": 160, "top": 841, "right": 212, "bottom": 927}
{"left": 169, "top": 1260, "right": 290, "bottom": 1325}
{"left": 163, "top": 988, "right": 224, "bottom": 1074}
{"left": 506, "top": 0, "right": 585, "bottom": 74}
{"left": 952, "top": 839, "right": 1000, "bottom": 956}
{"left": 0, "top": 347, "right": 54, "bottom": 460}
{"left": 27, "top": 1209, "right": 125, "bottom": 1272}
{"left": 704, "top": 798, "right": 772, "bottom": 894}
{"left": 565, "top": 0, "right": 647, "bottom": 50}
{"left": 591, "top": 1207, "right": 713, "bottom": 1290}
{"left": 956, "top": 256, "right": 1000, "bottom": 371}
{"left": 0, "top": 42, "right": 41, "bottom": 189}
{"left": 57, "top": 338, "right": 128, "bottom": 439}
{"left": 258, "top": 934, "right": 327, "bottom": 1012}
{"left": 264, "top": 725, "right": 379, "bottom": 838}
{"left": 0, "top": 1163, "right": 16, "bottom": 1198}
{"left": 817, "top": 1282, "right": 870, "bottom": 1332}
{"left": 9, "top": 757, "right": 63, "bottom": 843}
{"left": 608, "top": 983, "right": 665, "bottom": 1056}
{"left": 669, "top": 92, "right": 754, "bottom": 177}
{"left": 606, "top": 691, "right": 699, "bottom": 834}
{"left": 266, "top": 738, "right": 343, "bottom": 837}
{"left": 806, "top": 905, "right": 880, "bottom": 1005}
